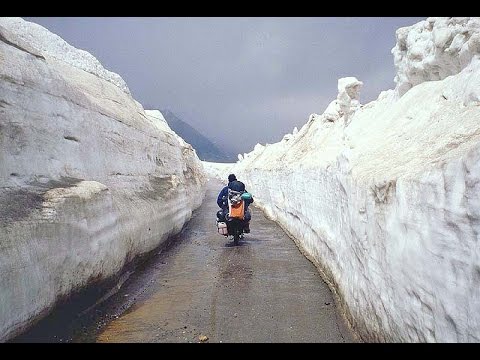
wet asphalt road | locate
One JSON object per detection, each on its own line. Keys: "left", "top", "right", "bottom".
{"left": 13, "top": 179, "right": 355, "bottom": 343}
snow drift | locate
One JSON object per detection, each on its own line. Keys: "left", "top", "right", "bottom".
{"left": 201, "top": 162, "right": 234, "bottom": 183}
{"left": 0, "top": 18, "right": 207, "bottom": 341}
{"left": 224, "top": 17, "right": 480, "bottom": 342}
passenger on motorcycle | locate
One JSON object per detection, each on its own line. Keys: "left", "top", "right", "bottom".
{"left": 216, "top": 174, "right": 254, "bottom": 233}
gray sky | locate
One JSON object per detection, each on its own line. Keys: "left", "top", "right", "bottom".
{"left": 25, "top": 17, "right": 425, "bottom": 155}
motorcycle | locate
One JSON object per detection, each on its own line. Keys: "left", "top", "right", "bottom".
{"left": 227, "top": 217, "right": 247, "bottom": 246}
{"left": 216, "top": 188, "right": 252, "bottom": 246}
{"left": 216, "top": 212, "right": 246, "bottom": 246}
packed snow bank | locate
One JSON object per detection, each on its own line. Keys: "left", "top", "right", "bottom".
{"left": 0, "top": 18, "right": 207, "bottom": 341}
{"left": 145, "top": 109, "right": 173, "bottom": 133}
{"left": 145, "top": 110, "right": 195, "bottom": 150}
{"left": 393, "top": 17, "right": 480, "bottom": 96}
{"left": 0, "top": 17, "right": 131, "bottom": 95}
{"left": 233, "top": 18, "right": 480, "bottom": 342}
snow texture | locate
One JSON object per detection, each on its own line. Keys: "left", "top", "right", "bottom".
{"left": 0, "top": 17, "right": 131, "bottom": 95}
{"left": 202, "top": 162, "right": 235, "bottom": 184}
{"left": 210, "top": 17, "right": 480, "bottom": 342}
{"left": 393, "top": 17, "right": 480, "bottom": 97}
{"left": 145, "top": 109, "right": 193, "bottom": 149}
{"left": 0, "top": 19, "right": 207, "bottom": 341}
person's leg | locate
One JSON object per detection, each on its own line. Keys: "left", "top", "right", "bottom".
{"left": 244, "top": 209, "right": 251, "bottom": 233}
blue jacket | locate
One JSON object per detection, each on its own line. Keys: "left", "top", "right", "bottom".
{"left": 217, "top": 185, "right": 229, "bottom": 209}
{"left": 217, "top": 183, "right": 254, "bottom": 209}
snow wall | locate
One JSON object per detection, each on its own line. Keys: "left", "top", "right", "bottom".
{"left": 0, "top": 18, "right": 207, "bottom": 341}
{"left": 213, "top": 17, "right": 480, "bottom": 342}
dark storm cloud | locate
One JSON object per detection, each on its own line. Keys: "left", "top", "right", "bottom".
{"left": 24, "top": 17, "right": 425, "bottom": 155}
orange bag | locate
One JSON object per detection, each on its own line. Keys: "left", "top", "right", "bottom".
{"left": 229, "top": 200, "right": 245, "bottom": 219}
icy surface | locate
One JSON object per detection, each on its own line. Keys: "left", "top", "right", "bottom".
{"left": 227, "top": 18, "right": 480, "bottom": 342}
{"left": 0, "top": 21, "right": 206, "bottom": 341}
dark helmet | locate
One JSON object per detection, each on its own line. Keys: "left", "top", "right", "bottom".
{"left": 228, "top": 174, "right": 237, "bottom": 182}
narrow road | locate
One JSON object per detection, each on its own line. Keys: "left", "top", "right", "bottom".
{"left": 13, "top": 179, "right": 355, "bottom": 343}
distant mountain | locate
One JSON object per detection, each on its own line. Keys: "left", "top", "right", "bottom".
{"left": 161, "top": 109, "right": 236, "bottom": 162}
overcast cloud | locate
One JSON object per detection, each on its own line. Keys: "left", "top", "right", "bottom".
{"left": 25, "top": 17, "right": 425, "bottom": 155}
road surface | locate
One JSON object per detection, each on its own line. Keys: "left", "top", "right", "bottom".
{"left": 13, "top": 179, "right": 355, "bottom": 343}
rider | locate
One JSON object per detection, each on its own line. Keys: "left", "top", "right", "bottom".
{"left": 217, "top": 174, "right": 254, "bottom": 233}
